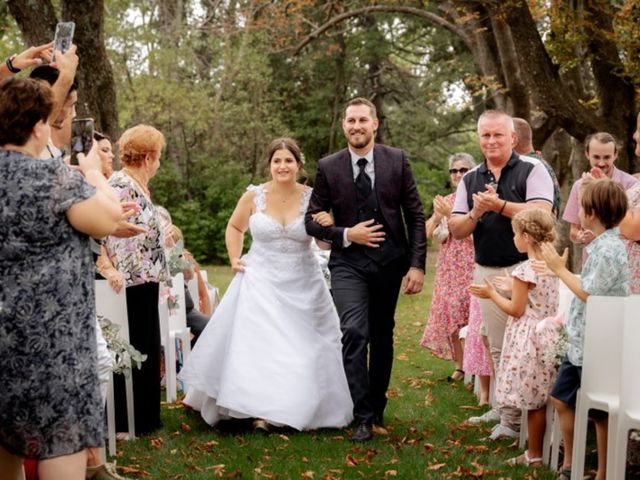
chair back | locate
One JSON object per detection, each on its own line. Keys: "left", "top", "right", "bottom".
{"left": 620, "top": 295, "right": 640, "bottom": 410}
{"left": 186, "top": 275, "right": 199, "bottom": 311}
{"left": 581, "top": 295, "right": 626, "bottom": 396}
{"left": 169, "top": 273, "right": 188, "bottom": 331}
{"left": 95, "top": 280, "right": 130, "bottom": 341}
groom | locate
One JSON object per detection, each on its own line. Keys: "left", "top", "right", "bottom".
{"left": 305, "top": 97, "right": 426, "bottom": 442}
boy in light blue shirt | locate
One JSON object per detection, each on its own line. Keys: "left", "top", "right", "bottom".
{"left": 541, "top": 178, "right": 629, "bottom": 480}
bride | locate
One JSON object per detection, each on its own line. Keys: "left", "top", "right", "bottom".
{"left": 179, "top": 137, "right": 353, "bottom": 430}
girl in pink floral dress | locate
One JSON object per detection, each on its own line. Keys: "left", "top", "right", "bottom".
{"left": 421, "top": 153, "right": 475, "bottom": 380}
{"left": 470, "top": 209, "right": 559, "bottom": 468}
{"left": 462, "top": 295, "right": 493, "bottom": 405}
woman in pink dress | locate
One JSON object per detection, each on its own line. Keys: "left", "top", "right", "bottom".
{"left": 420, "top": 153, "right": 476, "bottom": 380}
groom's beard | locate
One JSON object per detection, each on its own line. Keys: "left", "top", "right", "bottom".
{"left": 346, "top": 131, "right": 374, "bottom": 150}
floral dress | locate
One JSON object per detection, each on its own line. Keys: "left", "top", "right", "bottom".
{"left": 495, "top": 260, "right": 559, "bottom": 410}
{"left": 624, "top": 183, "right": 640, "bottom": 294}
{"left": 0, "top": 151, "right": 103, "bottom": 458}
{"left": 463, "top": 295, "right": 493, "bottom": 376}
{"left": 420, "top": 193, "right": 475, "bottom": 360}
{"left": 104, "top": 171, "right": 168, "bottom": 286}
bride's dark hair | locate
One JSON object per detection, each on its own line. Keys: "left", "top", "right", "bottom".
{"left": 265, "top": 137, "right": 308, "bottom": 183}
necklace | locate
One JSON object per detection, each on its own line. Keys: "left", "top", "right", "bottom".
{"left": 269, "top": 184, "right": 298, "bottom": 203}
{"left": 123, "top": 167, "right": 150, "bottom": 197}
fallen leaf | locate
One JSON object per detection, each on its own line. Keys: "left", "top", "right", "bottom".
{"left": 372, "top": 425, "right": 389, "bottom": 435}
{"left": 427, "top": 462, "right": 446, "bottom": 470}
{"left": 423, "top": 443, "right": 434, "bottom": 452}
{"left": 149, "top": 437, "right": 163, "bottom": 449}
{"left": 424, "top": 389, "right": 433, "bottom": 407}
{"left": 464, "top": 445, "right": 489, "bottom": 453}
{"left": 301, "top": 471, "right": 315, "bottom": 479}
{"left": 203, "top": 440, "right": 219, "bottom": 449}
{"left": 180, "top": 422, "right": 191, "bottom": 431}
{"left": 345, "top": 455, "right": 358, "bottom": 467}
{"left": 396, "top": 353, "right": 409, "bottom": 361}
{"left": 384, "top": 470, "right": 397, "bottom": 477}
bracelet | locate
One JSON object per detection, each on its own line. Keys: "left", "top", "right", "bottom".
{"left": 498, "top": 200, "right": 507, "bottom": 215}
{"left": 6, "top": 55, "right": 21, "bottom": 74}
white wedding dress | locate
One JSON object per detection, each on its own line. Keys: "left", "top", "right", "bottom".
{"left": 179, "top": 184, "right": 353, "bottom": 430}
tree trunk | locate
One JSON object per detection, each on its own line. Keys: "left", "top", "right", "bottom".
{"left": 328, "top": 34, "right": 346, "bottom": 154}
{"left": 502, "top": 0, "right": 605, "bottom": 141}
{"left": 61, "top": 0, "right": 118, "bottom": 140}
{"left": 584, "top": 2, "right": 636, "bottom": 172}
{"left": 8, "top": 0, "right": 119, "bottom": 141}
{"left": 6, "top": 0, "right": 57, "bottom": 46}
{"left": 488, "top": 5, "right": 530, "bottom": 119}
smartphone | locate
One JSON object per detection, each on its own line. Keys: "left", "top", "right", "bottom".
{"left": 70, "top": 118, "right": 94, "bottom": 166}
{"left": 51, "top": 22, "right": 75, "bottom": 63}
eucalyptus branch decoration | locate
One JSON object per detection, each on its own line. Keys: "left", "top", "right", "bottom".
{"left": 98, "top": 314, "right": 147, "bottom": 378}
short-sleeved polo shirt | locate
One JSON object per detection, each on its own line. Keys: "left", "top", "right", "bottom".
{"left": 452, "top": 152, "right": 554, "bottom": 267}
{"left": 562, "top": 167, "right": 638, "bottom": 226}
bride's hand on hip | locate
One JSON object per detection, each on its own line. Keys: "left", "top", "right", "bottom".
{"left": 231, "top": 257, "right": 245, "bottom": 273}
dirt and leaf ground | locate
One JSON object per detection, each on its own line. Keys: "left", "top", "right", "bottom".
{"left": 113, "top": 263, "right": 578, "bottom": 479}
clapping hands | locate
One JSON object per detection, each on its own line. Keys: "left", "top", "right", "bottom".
{"left": 471, "top": 183, "right": 501, "bottom": 217}
{"left": 432, "top": 195, "right": 451, "bottom": 219}
{"left": 539, "top": 242, "right": 568, "bottom": 275}
{"left": 469, "top": 278, "right": 497, "bottom": 299}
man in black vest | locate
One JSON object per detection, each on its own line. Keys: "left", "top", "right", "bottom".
{"left": 305, "top": 97, "right": 426, "bottom": 442}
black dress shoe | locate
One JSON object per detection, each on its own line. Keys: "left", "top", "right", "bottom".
{"left": 351, "top": 423, "right": 373, "bottom": 442}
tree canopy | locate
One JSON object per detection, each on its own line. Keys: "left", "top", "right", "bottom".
{"left": 3, "top": 0, "right": 639, "bottom": 263}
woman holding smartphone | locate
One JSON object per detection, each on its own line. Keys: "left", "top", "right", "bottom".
{"left": 0, "top": 77, "right": 121, "bottom": 480}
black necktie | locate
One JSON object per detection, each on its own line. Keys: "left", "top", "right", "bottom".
{"left": 356, "top": 158, "right": 372, "bottom": 197}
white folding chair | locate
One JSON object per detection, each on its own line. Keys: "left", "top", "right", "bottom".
{"left": 571, "top": 295, "right": 626, "bottom": 480}
{"left": 95, "top": 280, "right": 135, "bottom": 457}
{"left": 186, "top": 275, "right": 199, "bottom": 311}
{"left": 161, "top": 273, "right": 191, "bottom": 403}
{"left": 608, "top": 295, "right": 640, "bottom": 479}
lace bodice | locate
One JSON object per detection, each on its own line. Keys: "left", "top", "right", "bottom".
{"left": 245, "top": 184, "right": 315, "bottom": 265}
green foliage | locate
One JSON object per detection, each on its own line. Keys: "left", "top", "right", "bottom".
{"left": 5, "top": 0, "right": 483, "bottom": 263}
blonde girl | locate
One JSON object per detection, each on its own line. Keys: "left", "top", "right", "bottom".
{"left": 470, "top": 209, "right": 559, "bottom": 468}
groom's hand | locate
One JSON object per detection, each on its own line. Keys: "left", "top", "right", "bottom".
{"left": 403, "top": 267, "right": 424, "bottom": 295}
{"left": 347, "top": 219, "right": 385, "bottom": 247}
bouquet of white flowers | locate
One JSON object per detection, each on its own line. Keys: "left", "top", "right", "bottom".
{"left": 98, "top": 315, "right": 147, "bottom": 377}
{"left": 535, "top": 311, "right": 567, "bottom": 366}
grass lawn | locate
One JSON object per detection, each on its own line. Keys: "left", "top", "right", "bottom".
{"left": 115, "top": 258, "right": 562, "bottom": 479}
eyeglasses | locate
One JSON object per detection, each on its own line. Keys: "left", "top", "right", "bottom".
{"left": 449, "top": 167, "right": 469, "bottom": 175}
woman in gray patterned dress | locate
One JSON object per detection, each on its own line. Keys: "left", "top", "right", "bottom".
{"left": 0, "top": 77, "right": 122, "bottom": 479}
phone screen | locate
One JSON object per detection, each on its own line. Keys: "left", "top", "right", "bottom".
{"left": 52, "top": 22, "right": 75, "bottom": 63}
{"left": 70, "top": 118, "right": 94, "bottom": 166}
